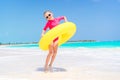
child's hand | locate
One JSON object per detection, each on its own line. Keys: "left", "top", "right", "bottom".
{"left": 64, "top": 16, "right": 68, "bottom": 22}
{"left": 41, "top": 34, "right": 44, "bottom": 37}
{"left": 41, "top": 30, "right": 45, "bottom": 38}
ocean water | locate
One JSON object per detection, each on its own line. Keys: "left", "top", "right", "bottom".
{"left": 6, "top": 41, "right": 120, "bottom": 48}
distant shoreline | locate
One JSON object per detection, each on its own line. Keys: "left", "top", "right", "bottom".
{"left": 0, "top": 40, "right": 96, "bottom": 45}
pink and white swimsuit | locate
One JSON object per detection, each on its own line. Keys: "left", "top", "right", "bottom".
{"left": 43, "top": 16, "right": 64, "bottom": 42}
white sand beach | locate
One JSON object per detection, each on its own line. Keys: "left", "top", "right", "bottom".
{"left": 0, "top": 47, "right": 120, "bottom": 80}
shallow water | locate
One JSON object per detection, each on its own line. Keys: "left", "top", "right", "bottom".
{"left": 5, "top": 41, "right": 120, "bottom": 48}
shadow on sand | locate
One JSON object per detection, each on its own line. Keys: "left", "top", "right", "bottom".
{"left": 36, "top": 67, "right": 67, "bottom": 72}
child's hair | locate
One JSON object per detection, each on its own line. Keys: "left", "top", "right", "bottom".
{"left": 43, "top": 10, "right": 52, "bottom": 15}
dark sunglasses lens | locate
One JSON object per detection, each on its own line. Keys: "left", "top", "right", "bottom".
{"left": 48, "top": 14, "right": 51, "bottom": 16}
{"left": 46, "top": 16, "right": 48, "bottom": 19}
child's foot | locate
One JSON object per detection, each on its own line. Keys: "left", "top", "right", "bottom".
{"left": 44, "top": 66, "right": 49, "bottom": 73}
{"left": 44, "top": 69, "right": 48, "bottom": 73}
{"left": 49, "top": 65, "right": 53, "bottom": 72}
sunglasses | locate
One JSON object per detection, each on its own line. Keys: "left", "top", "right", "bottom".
{"left": 46, "top": 14, "right": 51, "bottom": 19}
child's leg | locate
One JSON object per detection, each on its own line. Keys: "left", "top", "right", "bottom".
{"left": 44, "top": 42, "right": 53, "bottom": 71}
{"left": 49, "top": 41, "right": 58, "bottom": 67}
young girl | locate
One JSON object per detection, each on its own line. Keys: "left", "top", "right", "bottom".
{"left": 41, "top": 10, "right": 68, "bottom": 72}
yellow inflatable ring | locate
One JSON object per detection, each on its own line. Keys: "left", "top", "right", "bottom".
{"left": 39, "top": 22, "right": 76, "bottom": 50}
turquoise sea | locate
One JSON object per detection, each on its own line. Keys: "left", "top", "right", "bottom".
{"left": 7, "top": 41, "right": 120, "bottom": 48}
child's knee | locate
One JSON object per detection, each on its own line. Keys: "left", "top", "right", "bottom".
{"left": 52, "top": 53, "right": 57, "bottom": 57}
{"left": 53, "top": 50, "right": 57, "bottom": 54}
{"left": 53, "top": 47, "right": 58, "bottom": 53}
{"left": 48, "top": 52, "right": 53, "bottom": 57}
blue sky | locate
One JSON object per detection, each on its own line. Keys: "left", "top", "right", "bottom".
{"left": 0, "top": 0, "right": 120, "bottom": 43}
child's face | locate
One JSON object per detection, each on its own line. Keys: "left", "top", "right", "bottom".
{"left": 44, "top": 12, "right": 53, "bottom": 20}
